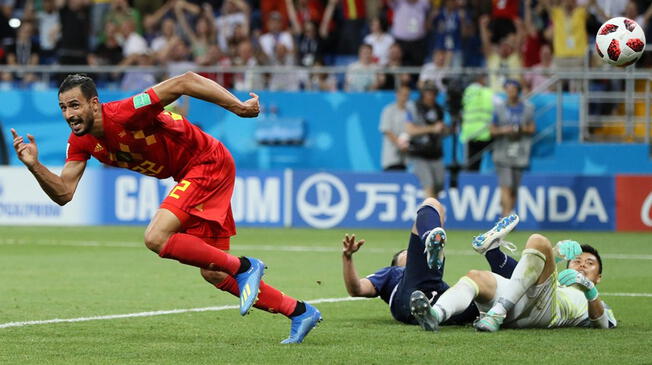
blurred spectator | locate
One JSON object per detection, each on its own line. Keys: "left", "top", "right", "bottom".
{"left": 58, "top": 0, "right": 91, "bottom": 66}
{"left": 377, "top": 43, "right": 409, "bottom": 90}
{"left": 268, "top": 43, "right": 300, "bottom": 91}
{"left": 363, "top": 17, "right": 394, "bottom": 65}
{"left": 204, "top": 45, "right": 234, "bottom": 88}
{"left": 544, "top": 0, "right": 604, "bottom": 70}
{"left": 379, "top": 84, "right": 414, "bottom": 171}
{"left": 104, "top": 0, "right": 142, "bottom": 38}
{"left": 623, "top": 1, "right": 652, "bottom": 28}
{"left": 287, "top": 0, "right": 324, "bottom": 67}
{"left": 479, "top": 14, "right": 523, "bottom": 92}
{"left": 490, "top": 79, "right": 535, "bottom": 217}
{"left": 406, "top": 81, "right": 447, "bottom": 197}
{"left": 524, "top": 43, "right": 553, "bottom": 92}
{"left": 2, "top": 20, "right": 40, "bottom": 85}
{"left": 133, "top": 0, "right": 165, "bottom": 18}
{"left": 260, "top": 0, "right": 290, "bottom": 31}
{"left": 233, "top": 39, "right": 265, "bottom": 91}
{"left": 490, "top": 0, "right": 519, "bottom": 43}
{"left": 285, "top": 0, "right": 325, "bottom": 32}
{"left": 88, "top": 22, "right": 123, "bottom": 67}
{"left": 345, "top": 43, "right": 381, "bottom": 91}
{"left": 120, "top": 52, "right": 157, "bottom": 91}
{"left": 522, "top": 0, "right": 544, "bottom": 68}
{"left": 417, "top": 49, "right": 447, "bottom": 93}
{"left": 175, "top": 2, "right": 216, "bottom": 61}
{"left": 335, "top": 0, "right": 367, "bottom": 55}
{"left": 308, "top": 59, "right": 337, "bottom": 91}
{"left": 160, "top": 37, "right": 196, "bottom": 78}
{"left": 460, "top": 72, "right": 493, "bottom": 171}
{"left": 460, "top": 16, "right": 484, "bottom": 67}
{"left": 36, "top": 0, "right": 60, "bottom": 64}
{"left": 390, "top": 0, "right": 430, "bottom": 66}
{"left": 0, "top": 0, "right": 15, "bottom": 48}
{"left": 215, "top": 0, "right": 250, "bottom": 52}
{"left": 430, "top": 0, "right": 465, "bottom": 68}
{"left": 259, "top": 11, "right": 294, "bottom": 62}
{"left": 120, "top": 18, "right": 147, "bottom": 58}
{"left": 295, "top": 20, "right": 322, "bottom": 67}
{"left": 90, "top": 0, "right": 111, "bottom": 50}
{"left": 151, "top": 18, "right": 177, "bottom": 62}
{"left": 142, "top": 1, "right": 176, "bottom": 45}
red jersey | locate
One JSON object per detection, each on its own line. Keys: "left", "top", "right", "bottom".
{"left": 66, "top": 89, "right": 220, "bottom": 182}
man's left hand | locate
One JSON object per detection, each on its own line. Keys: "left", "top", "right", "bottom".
{"left": 558, "top": 269, "right": 599, "bottom": 301}
{"left": 238, "top": 92, "right": 260, "bottom": 117}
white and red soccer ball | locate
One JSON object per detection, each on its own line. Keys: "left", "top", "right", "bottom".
{"left": 595, "top": 17, "right": 646, "bottom": 67}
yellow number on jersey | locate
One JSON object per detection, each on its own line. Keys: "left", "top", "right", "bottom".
{"left": 169, "top": 180, "right": 191, "bottom": 199}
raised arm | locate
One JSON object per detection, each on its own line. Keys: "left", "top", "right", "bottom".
{"left": 342, "top": 234, "right": 378, "bottom": 297}
{"left": 152, "top": 71, "right": 260, "bottom": 117}
{"left": 478, "top": 14, "right": 493, "bottom": 57}
{"left": 11, "top": 129, "right": 86, "bottom": 206}
{"left": 319, "top": 0, "right": 337, "bottom": 39}
{"left": 285, "top": 0, "right": 302, "bottom": 35}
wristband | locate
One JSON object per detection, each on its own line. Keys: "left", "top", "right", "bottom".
{"left": 585, "top": 286, "right": 599, "bottom": 301}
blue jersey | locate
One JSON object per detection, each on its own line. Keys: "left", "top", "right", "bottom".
{"left": 366, "top": 266, "right": 405, "bottom": 304}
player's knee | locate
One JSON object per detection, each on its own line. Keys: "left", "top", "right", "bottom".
{"left": 465, "top": 269, "right": 486, "bottom": 283}
{"left": 200, "top": 269, "right": 229, "bottom": 284}
{"left": 143, "top": 229, "right": 170, "bottom": 253}
{"left": 525, "top": 233, "right": 551, "bottom": 253}
{"left": 421, "top": 197, "right": 442, "bottom": 212}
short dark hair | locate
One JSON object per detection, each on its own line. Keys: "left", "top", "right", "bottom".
{"left": 58, "top": 74, "right": 98, "bottom": 100}
{"left": 391, "top": 249, "right": 407, "bottom": 266}
{"left": 581, "top": 244, "right": 603, "bottom": 274}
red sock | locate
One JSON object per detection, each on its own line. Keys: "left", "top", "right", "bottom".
{"left": 159, "top": 233, "right": 240, "bottom": 275}
{"left": 215, "top": 276, "right": 298, "bottom": 317}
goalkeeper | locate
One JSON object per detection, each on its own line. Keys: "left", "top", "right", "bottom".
{"left": 409, "top": 218, "right": 617, "bottom": 331}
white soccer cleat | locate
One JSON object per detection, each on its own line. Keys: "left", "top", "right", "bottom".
{"left": 472, "top": 214, "right": 520, "bottom": 255}
{"left": 410, "top": 290, "right": 440, "bottom": 331}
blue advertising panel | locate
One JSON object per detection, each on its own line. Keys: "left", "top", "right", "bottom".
{"left": 289, "top": 170, "right": 614, "bottom": 231}
{"left": 95, "top": 168, "right": 287, "bottom": 227}
{"left": 439, "top": 173, "right": 615, "bottom": 231}
{"left": 291, "top": 170, "right": 422, "bottom": 229}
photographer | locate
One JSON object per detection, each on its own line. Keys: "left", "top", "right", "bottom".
{"left": 406, "top": 81, "right": 447, "bottom": 197}
{"left": 491, "top": 79, "right": 535, "bottom": 216}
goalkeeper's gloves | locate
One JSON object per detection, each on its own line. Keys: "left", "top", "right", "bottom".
{"left": 558, "top": 268, "right": 599, "bottom": 301}
{"left": 554, "top": 240, "right": 582, "bottom": 263}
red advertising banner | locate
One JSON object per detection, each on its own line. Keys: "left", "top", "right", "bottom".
{"left": 616, "top": 175, "right": 652, "bottom": 231}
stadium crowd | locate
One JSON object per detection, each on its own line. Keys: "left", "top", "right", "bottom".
{"left": 0, "top": 0, "right": 651, "bottom": 91}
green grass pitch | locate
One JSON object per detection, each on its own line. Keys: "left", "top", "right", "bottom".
{"left": 1, "top": 226, "right": 651, "bottom": 364}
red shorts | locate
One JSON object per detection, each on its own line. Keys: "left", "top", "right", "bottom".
{"left": 160, "top": 143, "right": 236, "bottom": 250}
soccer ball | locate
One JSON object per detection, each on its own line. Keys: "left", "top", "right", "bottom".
{"left": 595, "top": 17, "right": 646, "bottom": 67}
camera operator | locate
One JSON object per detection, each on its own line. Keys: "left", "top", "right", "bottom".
{"left": 406, "top": 81, "right": 447, "bottom": 197}
{"left": 491, "top": 79, "right": 535, "bottom": 216}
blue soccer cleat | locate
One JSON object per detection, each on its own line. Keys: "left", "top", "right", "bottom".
{"left": 472, "top": 214, "right": 519, "bottom": 255}
{"left": 280, "top": 303, "right": 322, "bottom": 344}
{"left": 423, "top": 227, "right": 446, "bottom": 270}
{"left": 234, "top": 257, "right": 265, "bottom": 316}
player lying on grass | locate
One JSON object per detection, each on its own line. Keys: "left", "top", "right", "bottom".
{"left": 409, "top": 217, "right": 617, "bottom": 331}
{"left": 341, "top": 197, "right": 521, "bottom": 327}
{"left": 11, "top": 73, "right": 320, "bottom": 344}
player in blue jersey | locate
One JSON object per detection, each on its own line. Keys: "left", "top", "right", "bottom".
{"left": 341, "top": 197, "right": 520, "bottom": 328}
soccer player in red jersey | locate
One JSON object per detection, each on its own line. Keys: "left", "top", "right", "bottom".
{"left": 10, "top": 72, "right": 321, "bottom": 344}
